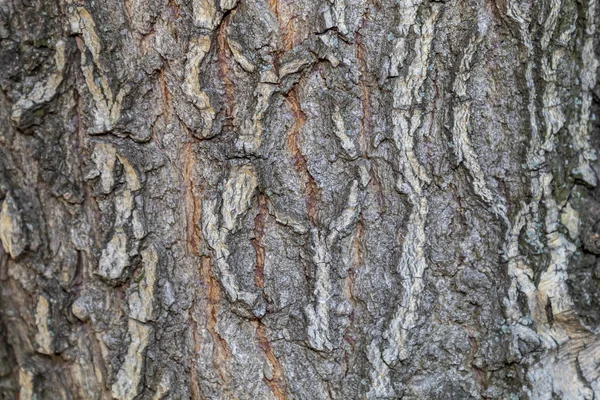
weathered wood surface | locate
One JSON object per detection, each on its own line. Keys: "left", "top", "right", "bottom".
{"left": 1, "top": 0, "right": 600, "bottom": 398}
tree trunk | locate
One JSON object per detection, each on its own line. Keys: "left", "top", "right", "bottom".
{"left": 1, "top": 0, "right": 600, "bottom": 398}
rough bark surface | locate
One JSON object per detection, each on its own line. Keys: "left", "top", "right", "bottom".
{"left": 1, "top": 0, "right": 600, "bottom": 398}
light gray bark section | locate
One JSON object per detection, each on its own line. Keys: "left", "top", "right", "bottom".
{"left": 1, "top": 0, "right": 600, "bottom": 398}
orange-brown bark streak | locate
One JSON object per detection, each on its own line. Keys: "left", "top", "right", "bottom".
{"left": 160, "top": 67, "right": 170, "bottom": 119}
{"left": 253, "top": 195, "right": 268, "bottom": 289}
{"left": 355, "top": 31, "right": 370, "bottom": 158}
{"left": 184, "top": 140, "right": 201, "bottom": 255}
{"left": 344, "top": 219, "right": 363, "bottom": 345}
{"left": 268, "top": 0, "right": 296, "bottom": 51}
{"left": 286, "top": 91, "right": 320, "bottom": 225}
{"left": 200, "top": 256, "right": 232, "bottom": 392}
{"left": 189, "top": 299, "right": 202, "bottom": 400}
{"left": 256, "top": 322, "right": 287, "bottom": 400}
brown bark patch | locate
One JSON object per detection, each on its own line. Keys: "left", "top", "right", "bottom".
{"left": 184, "top": 141, "right": 201, "bottom": 255}
{"left": 253, "top": 194, "right": 268, "bottom": 289}
{"left": 200, "top": 256, "right": 232, "bottom": 391}
{"left": 256, "top": 322, "right": 287, "bottom": 400}
{"left": 285, "top": 90, "right": 320, "bottom": 225}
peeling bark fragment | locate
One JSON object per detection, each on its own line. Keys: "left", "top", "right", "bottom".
{"left": 18, "top": 369, "right": 34, "bottom": 400}
{"left": 367, "top": 7, "right": 440, "bottom": 395}
{"left": 382, "top": 196, "right": 427, "bottom": 364}
{"left": 500, "top": 0, "right": 600, "bottom": 396}
{"left": 384, "top": 1, "right": 437, "bottom": 358}
{"left": 117, "top": 154, "right": 142, "bottom": 193}
{"left": 367, "top": 341, "right": 395, "bottom": 399}
{"left": 537, "top": 175, "right": 577, "bottom": 325}
{"left": 328, "top": 180, "right": 360, "bottom": 243}
{"left": 152, "top": 371, "right": 172, "bottom": 399}
{"left": 387, "top": 0, "right": 425, "bottom": 79}
{"left": 452, "top": 101, "right": 507, "bottom": 222}
{"left": 88, "top": 143, "right": 145, "bottom": 281}
{"left": 561, "top": 202, "right": 580, "bottom": 240}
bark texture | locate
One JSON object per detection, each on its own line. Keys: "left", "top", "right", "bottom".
{"left": 1, "top": 0, "right": 600, "bottom": 398}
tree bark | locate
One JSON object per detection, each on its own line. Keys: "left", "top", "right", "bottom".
{"left": 1, "top": 0, "right": 600, "bottom": 398}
